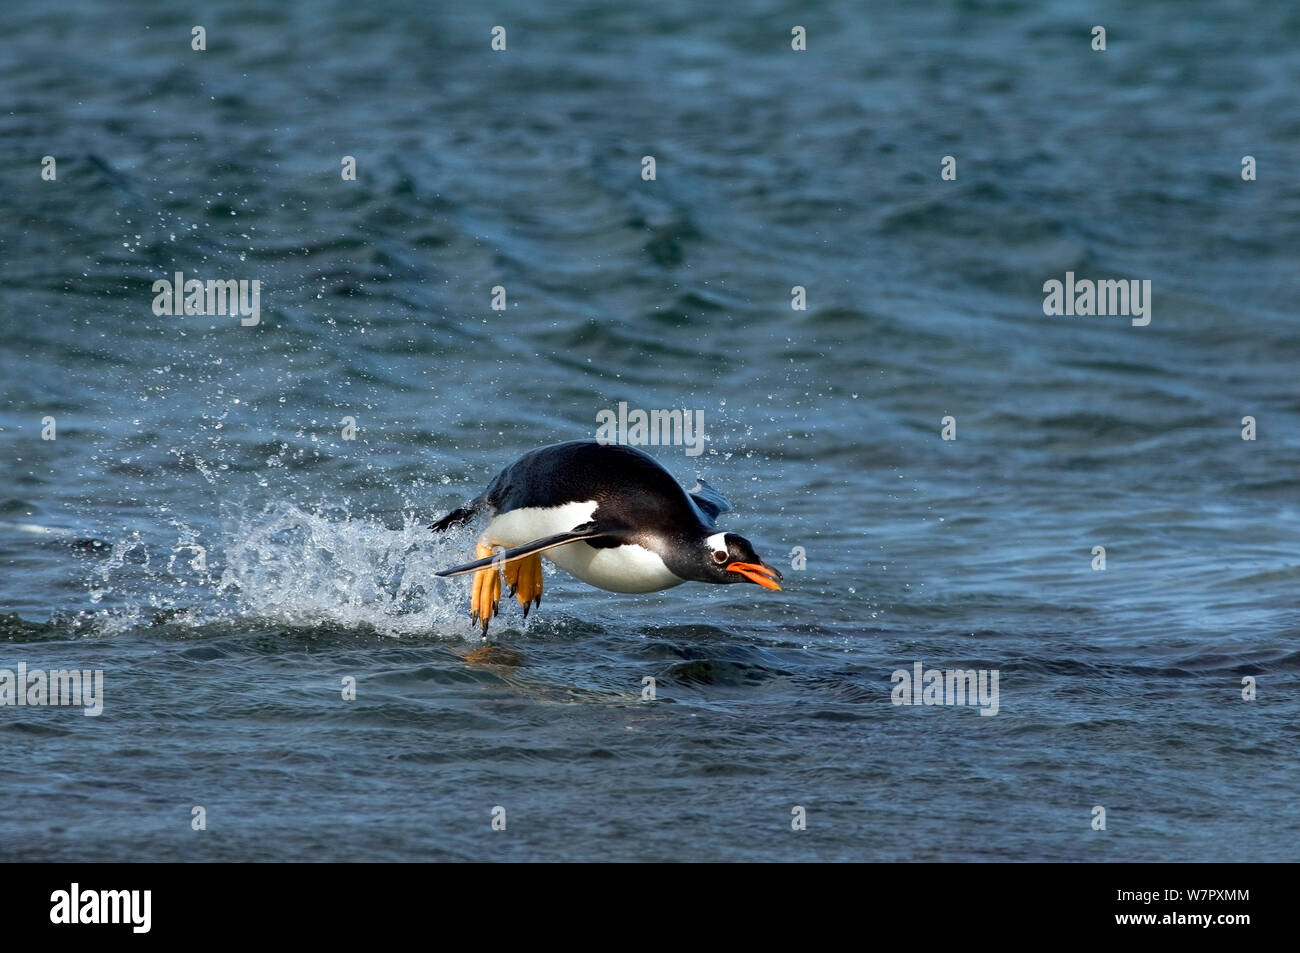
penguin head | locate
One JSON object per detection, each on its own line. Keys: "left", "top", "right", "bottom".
{"left": 698, "top": 532, "right": 783, "bottom": 590}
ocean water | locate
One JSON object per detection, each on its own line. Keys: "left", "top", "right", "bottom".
{"left": 1, "top": 0, "right": 1298, "bottom": 861}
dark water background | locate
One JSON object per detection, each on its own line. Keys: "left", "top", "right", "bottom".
{"left": 2, "top": 0, "right": 1298, "bottom": 860}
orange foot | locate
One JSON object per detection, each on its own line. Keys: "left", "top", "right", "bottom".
{"left": 470, "top": 542, "right": 502, "bottom": 635}
{"left": 503, "top": 552, "right": 544, "bottom": 619}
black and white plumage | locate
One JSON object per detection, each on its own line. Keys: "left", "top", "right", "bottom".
{"left": 430, "top": 440, "right": 782, "bottom": 633}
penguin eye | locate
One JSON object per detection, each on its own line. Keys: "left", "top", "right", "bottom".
{"left": 712, "top": 550, "right": 728, "bottom": 564}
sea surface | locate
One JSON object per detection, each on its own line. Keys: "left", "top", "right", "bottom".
{"left": 1, "top": 0, "right": 1298, "bottom": 861}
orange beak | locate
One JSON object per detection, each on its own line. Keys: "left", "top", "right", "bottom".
{"left": 726, "top": 561, "right": 783, "bottom": 591}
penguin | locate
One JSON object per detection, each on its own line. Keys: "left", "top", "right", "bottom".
{"left": 430, "top": 440, "right": 782, "bottom": 634}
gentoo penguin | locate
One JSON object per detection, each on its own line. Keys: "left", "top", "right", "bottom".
{"left": 430, "top": 440, "right": 782, "bottom": 634}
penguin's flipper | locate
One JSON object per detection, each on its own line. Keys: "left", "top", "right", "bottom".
{"left": 435, "top": 522, "right": 625, "bottom": 578}
{"left": 688, "top": 479, "right": 732, "bottom": 523}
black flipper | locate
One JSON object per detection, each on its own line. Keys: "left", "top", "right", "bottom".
{"left": 688, "top": 479, "right": 732, "bottom": 523}
{"left": 435, "top": 522, "right": 627, "bottom": 578}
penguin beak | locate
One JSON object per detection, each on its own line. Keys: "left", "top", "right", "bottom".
{"left": 726, "top": 561, "right": 783, "bottom": 591}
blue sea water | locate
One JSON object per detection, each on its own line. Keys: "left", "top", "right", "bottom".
{"left": 1, "top": 0, "right": 1298, "bottom": 861}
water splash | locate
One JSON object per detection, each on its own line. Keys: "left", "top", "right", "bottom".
{"left": 83, "top": 501, "right": 477, "bottom": 639}
{"left": 216, "top": 502, "right": 471, "bottom": 636}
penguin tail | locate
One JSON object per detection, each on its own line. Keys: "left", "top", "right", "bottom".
{"left": 429, "top": 499, "right": 482, "bottom": 532}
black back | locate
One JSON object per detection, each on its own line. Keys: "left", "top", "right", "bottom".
{"left": 485, "top": 440, "right": 712, "bottom": 539}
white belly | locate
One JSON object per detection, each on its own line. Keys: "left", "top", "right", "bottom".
{"left": 545, "top": 540, "right": 684, "bottom": 593}
{"left": 482, "top": 502, "right": 684, "bottom": 594}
